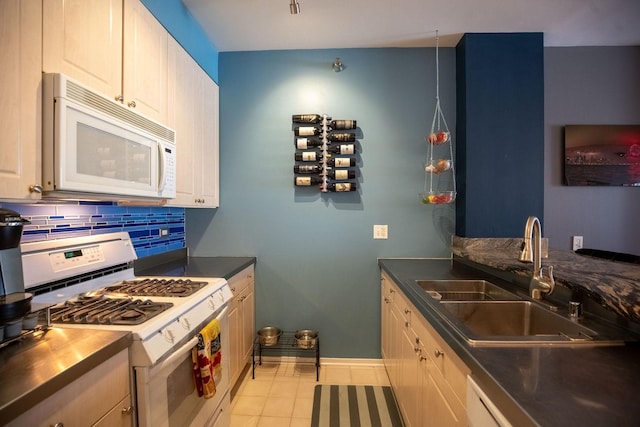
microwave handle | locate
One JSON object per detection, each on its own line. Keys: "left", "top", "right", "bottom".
{"left": 158, "top": 143, "right": 167, "bottom": 193}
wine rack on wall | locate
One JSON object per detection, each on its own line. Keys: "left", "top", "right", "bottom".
{"left": 292, "top": 114, "right": 359, "bottom": 192}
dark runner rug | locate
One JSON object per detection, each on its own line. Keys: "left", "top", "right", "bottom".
{"left": 311, "top": 384, "right": 404, "bottom": 427}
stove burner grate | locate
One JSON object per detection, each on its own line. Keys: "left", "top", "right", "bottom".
{"left": 50, "top": 296, "right": 173, "bottom": 325}
{"left": 103, "top": 278, "right": 208, "bottom": 297}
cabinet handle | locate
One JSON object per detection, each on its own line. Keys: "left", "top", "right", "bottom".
{"left": 128, "top": 100, "right": 136, "bottom": 108}
{"left": 405, "top": 321, "right": 409, "bottom": 327}
{"left": 49, "top": 423, "right": 63, "bottom": 427}
{"left": 115, "top": 95, "right": 124, "bottom": 102}
{"left": 404, "top": 308, "right": 410, "bottom": 315}
{"left": 420, "top": 355, "right": 428, "bottom": 362}
{"left": 122, "top": 406, "right": 133, "bottom": 415}
{"left": 434, "top": 349, "right": 444, "bottom": 358}
{"left": 29, "top": 184, "right": 43, "bottom": 193}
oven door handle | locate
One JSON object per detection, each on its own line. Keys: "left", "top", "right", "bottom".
{"left": 155, "top": 336, "right": 200, "bottom": 372}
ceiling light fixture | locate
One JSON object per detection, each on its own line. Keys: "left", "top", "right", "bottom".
{"left": 332, "top": 57, "right": 344, "bottom": 72}
{"left": 290, "top": 0, "right": 300, "bottom": 14}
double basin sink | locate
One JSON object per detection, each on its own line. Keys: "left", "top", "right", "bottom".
{"left": 417, "top": 280, "right": 627, "bottom": 347}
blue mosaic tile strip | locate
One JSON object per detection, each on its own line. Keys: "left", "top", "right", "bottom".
{"left": 0, "top": 201, "right": 185, "bottom": 258}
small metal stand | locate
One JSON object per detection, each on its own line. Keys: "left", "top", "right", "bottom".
{"left": 252, "top": 330, "right": 320, "bottom": 381}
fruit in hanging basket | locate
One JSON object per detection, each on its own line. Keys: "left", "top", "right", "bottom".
{"left": 425, "top": 159, "right": 451, "bottom": 174}
{"left": 420, "top": 191, "right": 455, "bottom": 204}
{"left": 427, "top": 131, "right": 449, "bottom": 145}
{"left": 436, "top": 131, "right": 449, "bottom": 144}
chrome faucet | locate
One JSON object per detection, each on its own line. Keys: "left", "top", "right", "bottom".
{"left": 519, "top": 216, "right": 555, "bottom": 300}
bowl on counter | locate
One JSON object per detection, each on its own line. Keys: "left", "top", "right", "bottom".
{"left": 257, "top": 326, "right": 281, "bottom": 346}
{"left": 294, "top": 329, "right": 318, "bottom": 349}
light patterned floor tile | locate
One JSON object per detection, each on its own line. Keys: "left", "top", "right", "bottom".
{"left": 261, "top": 395, "right": 296, "bottom": 418}
{"left": 230, "top": 414, "right": 260, "bottom": 427}
{"left": 256, "top": 416, "right": 292, "bottom": 427}
{"left": 232, "top": 395, "right": 267, "bottom": 416}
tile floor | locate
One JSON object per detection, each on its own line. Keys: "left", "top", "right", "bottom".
{"left": 230, "top": 361, "right": 391, "bottom": 427}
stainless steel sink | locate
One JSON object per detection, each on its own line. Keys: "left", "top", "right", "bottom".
{"left": 439, "top": 301, "right": 617, "bottom": 346}
{"left": 416, "top": 280, "right": 520, "bottom": 301}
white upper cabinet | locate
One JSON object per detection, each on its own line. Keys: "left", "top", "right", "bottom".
{"left": 42, "top": 0, "right": 123, "bottom": 103}
{"left": 43, "top": 0, "right": 169, "bottom": 124}
{"left": 0, "top": 0, "right": 43, "bottom": 200}
{"left": 167, "top": 38, "right": 219, "bottom": 208}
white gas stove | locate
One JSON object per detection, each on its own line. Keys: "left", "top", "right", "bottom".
{"left": 24, "top": 232, "right": 232, "bottom": 367}
{"left": 22, "top": 232, "right": 233, "bottom": 427}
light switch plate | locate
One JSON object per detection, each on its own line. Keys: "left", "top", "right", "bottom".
{"left": 374, "top": 225, "right": 388, "bottom": 239}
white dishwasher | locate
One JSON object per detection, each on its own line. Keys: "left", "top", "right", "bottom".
{"left": 467, "top": 376, "right": 512, "bottom": 427}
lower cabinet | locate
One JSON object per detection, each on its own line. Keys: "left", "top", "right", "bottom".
{"left": 7, "top": 349, "right": 132, "bottom": 427}
{"left": 228, "top": 265, "right": 255, "bottom": 387}
{"left": 381, "top": 271, "right": 469, "bottom": 427}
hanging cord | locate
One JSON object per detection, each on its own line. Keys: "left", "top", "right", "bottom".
{"left": 424, "top": 30, "right": 455, "bottom": 200}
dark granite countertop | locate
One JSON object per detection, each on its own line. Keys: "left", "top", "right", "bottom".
{"left": 0, "top": 328, "right": 132, "bottom": 423}
{"left": 451, "top": 237, "right": 640, "bottom": 323}
{"left": 134, "top": 249, "right": 256, "bottom": 279}
{"left": 378, "top": 257, "right": 640, "bottom": 427}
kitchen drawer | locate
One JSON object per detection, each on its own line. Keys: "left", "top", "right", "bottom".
{"left": 414, "top": 313, "right": 469, "bottom": 403}
{"left": 228, "top": 265, "right": 254, "bottom": 296}
{"left": 6, "top": 349, "right": 131, "bottom": 427}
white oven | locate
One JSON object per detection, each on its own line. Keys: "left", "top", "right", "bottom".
{"left": 23, "top": 233, "right": 232, "bottom": 427}
{"left": 135, "top": 306, "right": 230, "bottom": 427}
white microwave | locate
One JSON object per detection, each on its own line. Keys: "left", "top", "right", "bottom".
{"left": 42, "top": 73, "right": 176, "bottom": 200}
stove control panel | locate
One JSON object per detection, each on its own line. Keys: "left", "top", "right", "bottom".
{"left": 49, "top": 245, "right": 105, "bottom": 272}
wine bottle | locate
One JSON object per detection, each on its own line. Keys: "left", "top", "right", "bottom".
{"left": 329, "top": 119, "right": 357, "bottom": 130}
{"left": 327, "top": 144, "right": 355, "bottom": 155}
{"left": 295, "top": 137, "right": 322, "bottom": 149}
{"left": 326, "top": 169, "right": 356, "bottom": 180}
{"left": 295, "top": 151, "right": 325, "bottom": 162}
{"left": 292, "top": 114, "right": 326, "bottom": 124}
{"left": 294, "top": 164, "right": 322, "bottom": 174}
{"left": 327, "top": 157, "right": 355, "bottom": 167}
{"left": 328, "top": 182, "right": 357, "bottom": 192}
{"left": 326, "top": 132, "right": 356, "bottom": 142}
{"left": 294, "top": 126, "right": 322, "bottom": 136}
{"left": 294, "top": 176, "right": 324, "bottom": 186}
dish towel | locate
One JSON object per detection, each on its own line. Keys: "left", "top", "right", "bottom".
{"left": 192, "top": 318, "right": 221, "bottom": 399}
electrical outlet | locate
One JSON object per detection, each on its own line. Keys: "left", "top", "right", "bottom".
{"left": 160, "top": 228, "right": 170, "bottom": 237}
{"left": 374, "top": 225, "right": 388, "bottom": 240}
{"left": 572, "top": 235, "right": 583, "bottom": 251}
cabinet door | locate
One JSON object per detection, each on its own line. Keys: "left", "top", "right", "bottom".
{"left": 168, "top": 37, "right": 198, "bottom": 206}
{"left": 228, "top": 298, "right": 242, "bottom": 386}
{"left": 167, "top": 37, "right": 219, "bottom": 208}
{"left": 241, "top": 282, "right": 255, "bottom": 363}
{"left": 122, "top": 0, "right": 168, "bottom": 123}
{"left": 43, "top": 0, "right": 123, "bottom": 99}
{"left": 196, "top": 73, "right": 220, "bottom": 207}
{"left": 0, "top": 0, "right": 42, "bottom": 200}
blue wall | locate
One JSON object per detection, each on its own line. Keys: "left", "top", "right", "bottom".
{"left": 186, "top": 48, "right": 456, "bottom": 358}
{"left": 140, "top": 0, "right": 219, "bottom": 82}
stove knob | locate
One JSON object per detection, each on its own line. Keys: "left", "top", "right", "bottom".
{"left": 180, "top": 317, "right": 191, "bottom": 330}
{"left": 163, "top": 328, "right": 175, "bottom": 344}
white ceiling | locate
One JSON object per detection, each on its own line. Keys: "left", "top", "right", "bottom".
{"left": 183, "top": 0, "right": 640, "bottom": 52}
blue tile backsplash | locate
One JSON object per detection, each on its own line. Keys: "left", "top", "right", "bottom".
{"left": 1, "top": 201, "right": 185, "bottom": 258}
